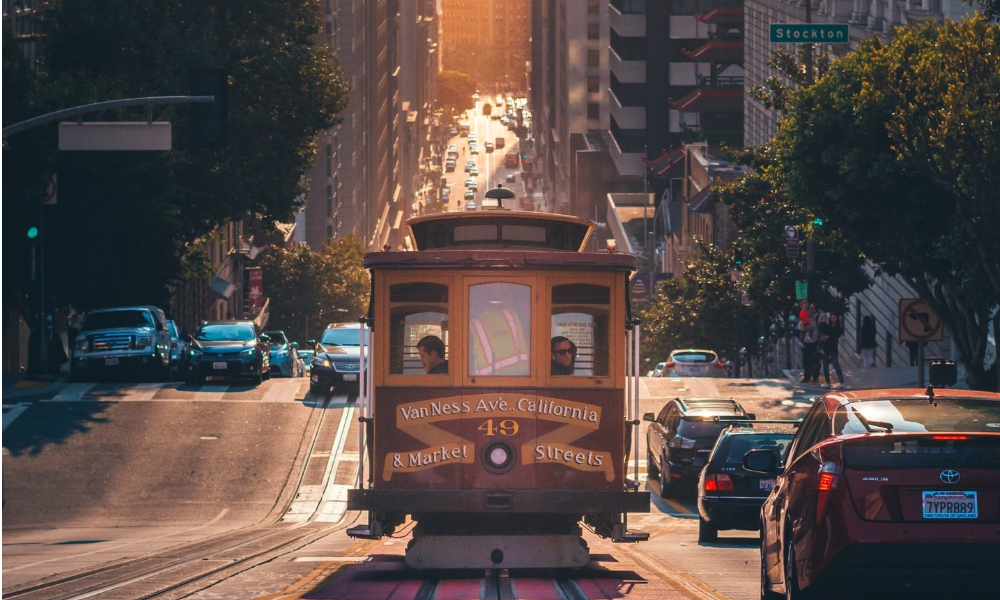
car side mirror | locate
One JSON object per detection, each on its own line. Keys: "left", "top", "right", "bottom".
{"left": 260, "top": 333, "right": 270, "bottom": 342}
{"left": 307, "top": 339, "right": 316, "bottom": 346}
{"left": 743, "top": 448, "right": 779, "bottom": 474}
{"left": 642, "top": 412, "right": 655, "bottom": 422}
{"left": 290, "top": 342, "right": 299, "bottom": 349}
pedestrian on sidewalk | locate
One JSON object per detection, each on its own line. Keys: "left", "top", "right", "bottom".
{"left": 820, "top": 313, "right": 845, "bottom": 387}
{"left": 798, "top": 304, "right": 820, "bottom": 382}
{"left": 860, "top": 315, "right": 877, "bottom": 369}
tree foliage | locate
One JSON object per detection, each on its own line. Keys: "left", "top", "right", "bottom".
{"left": 436, "top": 70, "right": 477, "bottom": 116}
{"left": 774, "top": 16, "right": 999, "bottom": 389}
{"left": 3, "top": 0, "right": 350, "bottom": 313}
{"left": 641, "top": 244, "right": 763, "bottom": 373}
{"left": 258, "top": 236, "right": 369, "bottom": 344}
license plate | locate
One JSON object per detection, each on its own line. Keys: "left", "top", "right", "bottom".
{"left": 342, "top": 373, "right": 358, "bottom": 382}
{"left": 213, "top": 362, "right": 228, "bottom": 370}
{"left": 760, "top": 479, "right": 776, "bottom": 491}
{"left": 105, "top": 358, "right": 119, "bottom": 366}
{"left": 922, "top": 491, "right": 978, "bottom": 519}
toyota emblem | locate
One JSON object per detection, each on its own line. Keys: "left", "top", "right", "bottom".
{"left": 939, "top": 469, "right": 961, "bottom": 484}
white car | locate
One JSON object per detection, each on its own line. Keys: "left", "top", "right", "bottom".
{"left": 661, "top": 349, "right": 727, "bottom": 378}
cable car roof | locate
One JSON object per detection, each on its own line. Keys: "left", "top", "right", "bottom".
{"left": 407, "top": 210, "right": 595, "bottom": 252}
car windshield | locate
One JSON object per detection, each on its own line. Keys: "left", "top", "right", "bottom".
{"left": 167, "top": 321, "right": 179, "bottom": 337}
{"left": 673, "top": 351, "right": 717, "bottom": 363}
{"left": 264, "top": 331, "right": 288, "bottom": 347}
{"left": 835, "top": 399, "right": 1000, "bottom": 434}
{"left": 196, "top": 323, "right": 256, "bottom": 342}
{"left": 320, "top": 328, "right": 368, "bottom": 346}
{"left": 722, "top": 433, "right": 795, "bottom": 465}
{"left": 82, "top": 310, "right": 154, "bottom": 331}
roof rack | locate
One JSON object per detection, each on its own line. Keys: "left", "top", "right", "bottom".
{"left": 717, "top": 418, "right": 803, "bottom": 427}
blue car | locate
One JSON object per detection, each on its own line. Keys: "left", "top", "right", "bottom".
{"left": 184, "top": 321, "right": 271, "bottom": 385}
{"left": 264, "top": 330, "right": 299, "bottom": 377}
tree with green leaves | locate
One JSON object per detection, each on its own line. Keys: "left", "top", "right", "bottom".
{"left": 3, "top": 0, "right": 349, "bottom": 317}
{"left": 436, "top": 70, "right": 478, "bottom": 116}
{"left": 774, "top": 16, "right": 999, "bottom": 390}
{"left": 641, "top": 244, "right": 764, "bottom": 375}
{"left": 258, "top": 236, "right": 369, "bottom": 344}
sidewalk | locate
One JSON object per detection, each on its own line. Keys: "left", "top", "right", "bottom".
{"left": 782, "top": 365, "right": 969, "bottom": 391}
{"left": 2, "top": 373, "right": 66, "bottom": 402}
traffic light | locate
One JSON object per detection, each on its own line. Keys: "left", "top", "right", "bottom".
{"left": 191, "top": 68, "right": 228, "bottom": 148}
{"left": 812, "top": 217, "right": 824, "bottom": 227}
{"left": 26, "top": 226, "right": 39, "bottom": 239}
{"left": 734, "top": 248, "right": 744, "bottom": 270}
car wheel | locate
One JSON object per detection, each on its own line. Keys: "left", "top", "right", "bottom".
{"left": 658, "top": 456, "right": 675, "bottom": 498}
{"left": 761, "top": 528, "right": 782, "bottom": 600}
{"left": 784, "top": 539, "right": 807, "bottom": 600}
{"left": 646, "top": 448, "right": 659, "bottom": 479}
{"left": 698, "top": 517, "right": 718, "bottom": 543}
{"left": 185, "top": 375, "right": 203, "bottom": 386}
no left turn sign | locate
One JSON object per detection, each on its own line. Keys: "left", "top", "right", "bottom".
{"left": 898, "top": 298, "right": 943, "bottom": 342}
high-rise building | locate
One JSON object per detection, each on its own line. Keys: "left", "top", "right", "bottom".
{"left": 299, "top": 0, "right": 405, "bottom": 252}
{"left": 441, "top": 0, "right": 530, "bottom": 92}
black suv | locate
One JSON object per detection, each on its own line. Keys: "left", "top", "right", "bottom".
{"left": 695, "top": 423, "right": 797, "bottom": 542}
{"left": 643, "top": 398, "right": 752, "bottom": 498}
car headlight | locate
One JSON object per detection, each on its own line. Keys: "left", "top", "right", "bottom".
{"left": 189, "top": 348, "right": 203, "bottom": 358}
{"left": 134, "top": 335, "right": 153, "bottom": 350}
{"left": 74, "top": 338, "right": 88, "bottom": 353}
{"left": 314, "top": 358, "right": 331, "bottom": 368}
{"left": 242, "top": 348, "right": 256, "bottom": 357}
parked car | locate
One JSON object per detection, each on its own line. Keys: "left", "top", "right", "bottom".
{"left": 470, "top": 167, "right": 479, "bottom": 177}
{"left": 70, "top": 306, "right": 172, "bottom": 381}
{"left": 484, "top": 142, "right": 494, "bottom": 153}
{"left": 652, "top": 361, "right": 666, "bottom": 377}
{"left": 184, "top": 320, "right": 271, "bottom": 385}
{"left": 166, "top": 319, "right": 187, "bottom": 378}
{"left": 466, "top": 201, "right": 477, "bottom": 211}
{"left": 309, "top": 322, "right": 369, "bottom": 394}
{"left": 264, "top": 330, "right": 298, "bottom": 377}
{"left": 644, "top": 397, "right": 753, "bottom": 497}
{"left": 297, "top": 348, "right": 314, "bottom": 376}
{"left": 464, "top": 188, "right": 475, "bottom": 200}
{"left": 696, "top": 423, "right": 798, "bottom": 542}
{"left": 749, "top": 388, "right": 1000, "bottom": 599}
{"left": 661, "top": 348, "right": 727, "bottom": 378}
{"left": 505, "top": 172, "right": 516, "bottom": 183}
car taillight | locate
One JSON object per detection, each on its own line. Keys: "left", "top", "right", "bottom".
{"left": 665, "top": 360, "right": 675, "bottom": 369}
{"left": 816, "top": 460, "right": 843, "bottom": 524}
{"left": 715, "top": 360, "right": 724, "bottom": 368}
{"left": 669, "top": 435, "right": 696, "bottom": 449}
{"left": 932, "top": 435, "right": 968, "bottom": 440}
{"left": 704, "top": 474, "right": 734, "bottom": 492}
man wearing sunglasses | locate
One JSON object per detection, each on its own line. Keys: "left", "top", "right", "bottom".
{"left": 550, "top": 336, "right": 576, "bottom": 375}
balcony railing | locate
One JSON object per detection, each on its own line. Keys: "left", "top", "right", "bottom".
{"left": 696, "top": 75, "right": 744, "bottom": 88}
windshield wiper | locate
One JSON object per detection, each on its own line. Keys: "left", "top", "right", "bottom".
{"left": 851, "top": 407, "right": 894, "bottom": 433}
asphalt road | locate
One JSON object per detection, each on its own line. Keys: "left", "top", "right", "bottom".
{"left": 2, "top": 375, "right": 809, "bottom": 599}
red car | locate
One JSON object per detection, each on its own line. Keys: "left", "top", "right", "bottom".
{"left": 746, "top": 388, "right": 1000, "bottom": 599}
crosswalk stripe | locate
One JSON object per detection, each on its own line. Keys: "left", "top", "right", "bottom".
{"left": 262, "top": 379, "right": 303, "bottom": 403}
{"left": 48, "top": 383, "right": 97, "bottom": 402}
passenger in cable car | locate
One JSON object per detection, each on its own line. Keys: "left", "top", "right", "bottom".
{"left": 416, "top": 335, "right": 449, "bottom": 374}
{"left": 550, "top": 336, "right": 577, "bottom": 375}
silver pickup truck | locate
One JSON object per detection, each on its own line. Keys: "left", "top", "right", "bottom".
{"left": 70, "top": 306, "right": 172, "bottom": 381}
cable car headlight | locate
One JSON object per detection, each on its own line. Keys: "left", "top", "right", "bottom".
{"left": 482, "top": 441, "right": 516, "bottom": 474}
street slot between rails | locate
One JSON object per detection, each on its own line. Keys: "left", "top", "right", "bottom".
{"left": 2, "top": 393, "right": 365, "bottom": 600}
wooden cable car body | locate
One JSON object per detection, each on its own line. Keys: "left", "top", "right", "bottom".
{"left": 347, "top": 207, "right": 649, "bottom": 569}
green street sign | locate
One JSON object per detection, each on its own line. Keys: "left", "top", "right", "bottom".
{"left": 795, "top": 280, "right": 808, "bottom": 300}
{"left": 770, "top": 24, "right": 849, "bottom": 44}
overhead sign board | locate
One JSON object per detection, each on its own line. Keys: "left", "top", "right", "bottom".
{"left": 770, "top": 24, "right": 849, "bottom": 44}
{"left": 899, "top": 298, "right": 944, "bottom": 342}
{"left": 784, "top": 225, "right": 801, "bottom": 258}
{"left": 59, "top": 122, "right": 172, "bottom": 151}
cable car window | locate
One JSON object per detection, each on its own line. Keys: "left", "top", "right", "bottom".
{"left": 503, "top": 225, "right": 547, "bottom": 243}
{"left": 468, "top": 283, "right": 530, "bottom": 377}
{"left": 551, "top": 283, "right": 611, "bottom": 376}
{"left": 389, "top": 282, "right": 449, "bottom": 375}
{"left": 454, "top": 224, "right": 497, "bottom": 242}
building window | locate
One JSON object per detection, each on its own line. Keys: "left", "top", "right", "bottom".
{"left": 587, "top": 76, "right": 600, "bottom": 93}
{"left": 587, "top": 22, "right": 600, "bottom": 40}
{"left": 327, "top": 225, "right": 333, "bottom": 240}
{"left": 587, "top": 49, "right": 600, "bottom": 67}
{"left": 588, "top": 102, "right": 600, "bottom": 120}
{"left": 588, "top": 0, "right": 600, "bottom": 13}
